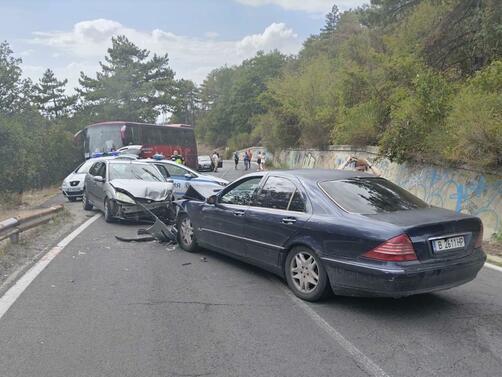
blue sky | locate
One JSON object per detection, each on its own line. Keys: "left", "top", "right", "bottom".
{"left": 0, "top": 0, "right": 368, "bottom": 88}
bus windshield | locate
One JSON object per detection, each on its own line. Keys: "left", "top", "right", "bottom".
{"left": 85, "top": 124, "right": 123, "bottom": 155}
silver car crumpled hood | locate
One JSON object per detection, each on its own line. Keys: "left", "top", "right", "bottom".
{"left": 110, "top": 179, "right": 173, "bottom": 201}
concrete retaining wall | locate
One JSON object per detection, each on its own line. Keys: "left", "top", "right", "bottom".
{"left": 274, "top": 146, "right": 502, "bottom": 240}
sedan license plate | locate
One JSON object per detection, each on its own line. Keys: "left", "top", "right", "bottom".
{"left": 432, "top": 236, "right": 465, "bottom": 252}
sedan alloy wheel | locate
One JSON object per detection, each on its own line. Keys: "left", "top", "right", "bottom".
{"left": 291, "top": 252, "right": 319, "bottom": 293}
{"left": 177, "top": 213, "right": 198, "bottom": 252}
{"left": 285, "top": 247, "right": 329, "bottom": 301}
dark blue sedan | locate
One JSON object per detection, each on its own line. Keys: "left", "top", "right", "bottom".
{"left": 176, "top": 169, "right": 486, "bottom": 301}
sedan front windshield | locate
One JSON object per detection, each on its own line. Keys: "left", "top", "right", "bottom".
{"left": 109, "top": 163, "right": 164, "bottom": 182}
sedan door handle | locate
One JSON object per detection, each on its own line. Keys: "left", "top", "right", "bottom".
{"left": 282, "top": 217, "right": 297, "bottom": 224}
{"left": 233, "top": 210, "right": 245, "bottom": 217}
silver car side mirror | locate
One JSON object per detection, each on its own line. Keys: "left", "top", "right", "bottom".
{"left": 206, "top": 195, "right": 217, "bottom": 205}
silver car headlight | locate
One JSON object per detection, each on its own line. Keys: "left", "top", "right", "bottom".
{"left": 116, "top": 192, "right": 135, "bottom": 204}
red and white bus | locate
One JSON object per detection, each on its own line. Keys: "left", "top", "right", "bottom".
{"left": 74, "top": 121, "right": 198, "bottom": 169}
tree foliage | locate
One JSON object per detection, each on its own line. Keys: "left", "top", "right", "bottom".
{"left": 197, "top": 50, "right": 287, "bottom": 148}
{"left": 32, "top": 69, "right": 76, "bottom": 119}
{"left": 196, "top": 0, "right": 502, "bottom": 170}
{"left": 77, "top": 35, "right": 176, "bottom": 123}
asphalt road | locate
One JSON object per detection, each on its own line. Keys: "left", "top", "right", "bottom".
{"left": 0, "top": 161, "right": 501, "bottom": 377}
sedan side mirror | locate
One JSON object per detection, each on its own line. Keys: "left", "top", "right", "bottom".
{"left": 184, "top": 173, "right": 193, "bottom": 180}
{"left": 93, "top": 176, "right": 105, "bottom": 183}
{"left": 206, "top": 195, "right": 218, "bottom": 205}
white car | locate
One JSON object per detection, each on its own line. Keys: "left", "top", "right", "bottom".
{"left": 117, "top": 145, "right": 142, "bottom": 157}
{"left": 61, "top": 156, "right": 136, "bottom": 201}
{"left": 139, "top": 159, "right": 228, "bottom": 199}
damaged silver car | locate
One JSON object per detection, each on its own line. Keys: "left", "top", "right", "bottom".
{"left": 82, "top": 160, "right": 174, "bottom": 222}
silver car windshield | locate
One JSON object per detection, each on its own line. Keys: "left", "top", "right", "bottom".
{"left": 109, "top": 163, "right": 164, "bottom": 182}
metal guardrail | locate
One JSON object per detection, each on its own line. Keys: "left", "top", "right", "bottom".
{"left": 0, "top": 205, "right": 64, "bottom": 243}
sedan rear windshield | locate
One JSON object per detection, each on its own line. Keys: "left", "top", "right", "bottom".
{"left": 109, "top": 163, "right": 164, "bottom": 182}
{"left": 319, "top": 178, "right": 427, "bottom": 214}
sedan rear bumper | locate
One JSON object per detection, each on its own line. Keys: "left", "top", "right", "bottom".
{"left": 322, "top": 251, "right": 486, "bottom": 298}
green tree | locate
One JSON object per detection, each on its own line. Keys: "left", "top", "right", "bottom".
{"left": 77, "top": 35, "right": 176, "bottom": 123}
{"left": 169, "top": 79, "right": 200, "bottom": 125}
{"left": 424, "top": 0, "right": 502, "bottom": 75}
{"left": 442, "top": 60, "right": 502, "bottom": 169}
{"left": 321, "top": 4, "right": 341, "bottom": 36}
{"left": 197, "top": 51, "right": 287, "bottom": 147}
{"left": 32, "top": 69, "right": 76, "bottom": 119}
{"left": 0, "top": 41, "right": 31, "bottom": 114}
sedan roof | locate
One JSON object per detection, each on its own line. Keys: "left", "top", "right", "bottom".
{"left": 264, "top": 168, "right": 375, "bottom": 182}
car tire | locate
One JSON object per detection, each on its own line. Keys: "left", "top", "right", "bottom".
{"left": 285, "top": 246, "right": 330, "bottom": 302}
{"left": 82, "top": 190, "right": 93, "bottom": 210}
{"left": 177, "top": 213, "right": 198, "bottom": 252}
{"left": 104, "top": 198, "right": 115, "bottom": 223}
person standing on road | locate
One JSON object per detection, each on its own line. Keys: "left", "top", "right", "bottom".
{"left": 171, "top": 150, "right": 184, "bottom": 164}
{"left": 247, "top": 149, "right": 253, "bottom": 169}
{"left": 211, "top": 152, "right": 219, "bottom": 172}
{"left": 234, "top": 151, "right": 240, "bottom": 169}
{"left": 243, "top": 151, "right": 250, "bottom": 170}
{"left": 256, "top": 152, "right": 262, "bottom": 171}
{"left": 261, "top": 153, "right": 266, "bottom": 171}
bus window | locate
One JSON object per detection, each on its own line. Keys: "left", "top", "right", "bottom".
{"left": 87, "top": 124, "right": 123, "bottom": 153}
{"left": 124, "top": 124, "right": 143, "bottom": 146}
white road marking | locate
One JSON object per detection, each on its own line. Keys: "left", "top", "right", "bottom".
{"left": 485, "top": 262, "right": 502, "bottom": 273}
{"left": 275, "top": 280, "right": 390, "bottom": 377}
{"left": 0, "top": 214, "right": 101, "bottom": 321}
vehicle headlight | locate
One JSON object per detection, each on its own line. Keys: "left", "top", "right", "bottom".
{"left": 115, "top": 192, "right": 136, "bottom": 204}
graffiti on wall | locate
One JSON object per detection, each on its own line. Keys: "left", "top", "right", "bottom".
{"left": 277, "top": 148, "right": 502, "bottom": 239}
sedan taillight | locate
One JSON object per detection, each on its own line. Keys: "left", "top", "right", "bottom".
{"left": 363, "top": 234, "right": 417, "bottom": 262}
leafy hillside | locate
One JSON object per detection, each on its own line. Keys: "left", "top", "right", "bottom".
{"left": 197, "top": 0, "right": 502, "bottom": 170}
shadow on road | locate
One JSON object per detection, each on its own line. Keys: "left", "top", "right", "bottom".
{"left": 320, "top": 291, "right": 457, "bottom": 318}
{"left": 194, "top": 245, "right": 462, "bottom": 319}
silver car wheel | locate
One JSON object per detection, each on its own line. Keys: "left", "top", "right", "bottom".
{"left": 290, "top": 251, "right": 319, "bottom": 294}
{"left": 180, "top": 217, "right": 194, "bottom": 246}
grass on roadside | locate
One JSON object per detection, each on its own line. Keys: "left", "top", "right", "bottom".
{"left": 0, "top": 186, "right": 60, "bottom": 221}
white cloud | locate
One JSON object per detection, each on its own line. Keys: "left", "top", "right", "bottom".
{"left": 235, "top": 0, "right": 369, "bottom": 13}
{"left": 237, "top": 22, "right": 297, "bottom": 53}
{"left": 28, "top": 19, "right": 301, "bottom": 85}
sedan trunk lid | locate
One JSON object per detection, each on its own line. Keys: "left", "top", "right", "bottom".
{"left": 365, "top": 207, "right": 483, "bottom": 262}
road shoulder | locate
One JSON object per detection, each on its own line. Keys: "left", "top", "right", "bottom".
{"left": 0, "top": 196, "right": 96, "bottom": 296}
